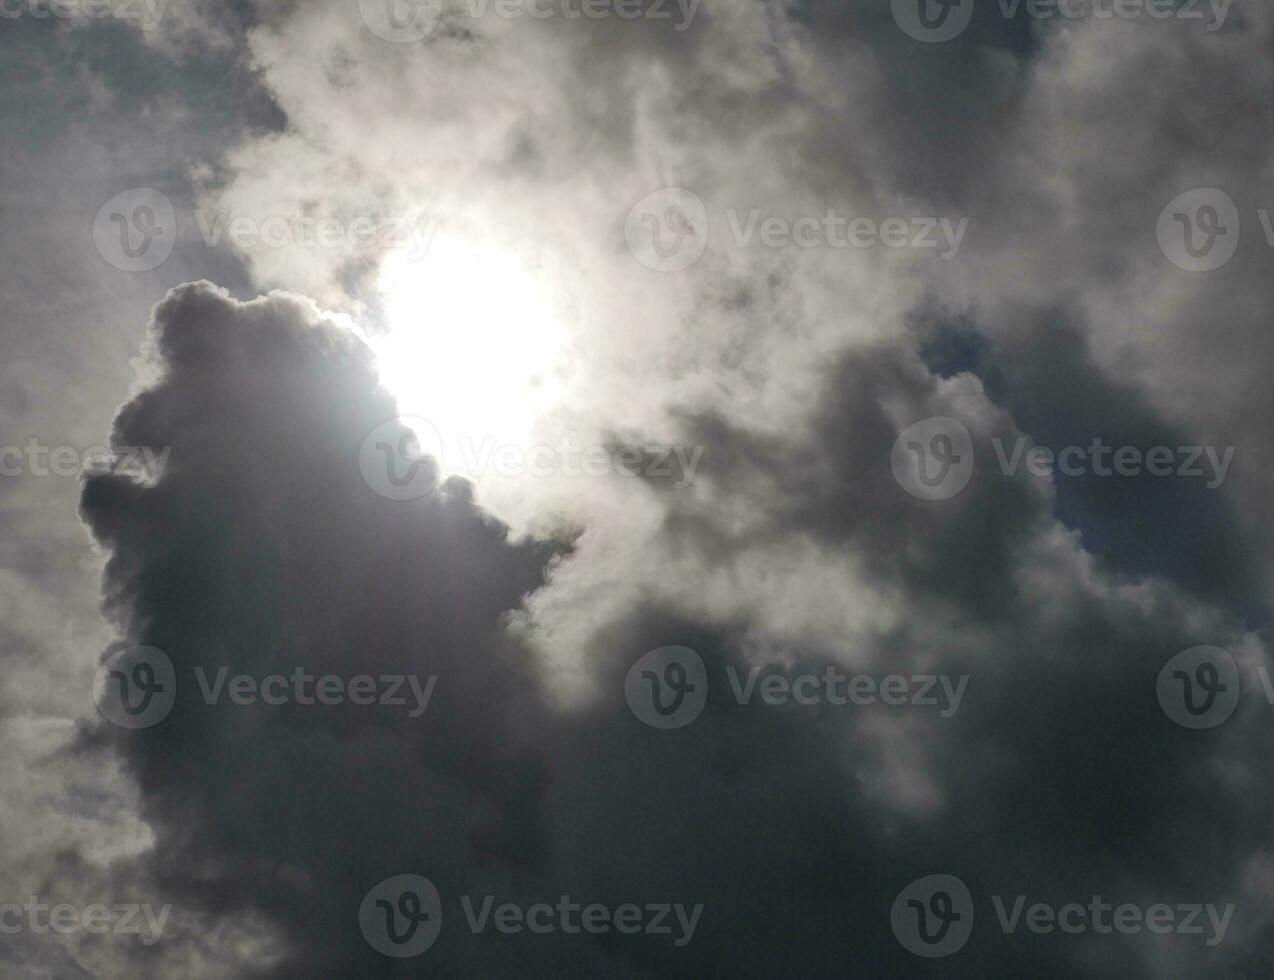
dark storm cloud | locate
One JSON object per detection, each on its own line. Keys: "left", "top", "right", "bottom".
{"left": 666, "top": 342, "right": 1047, "bottom": 620}
{"left": 0, "top": 929, "right": 97, "bottom": 978}
{"left": 79, "top": 282, "right": 564, "bottom": 975}
{"left": 613, "top": 335, "right": 1272, "bottom": 976}
{"left": 913, "top": 305, "right": 1264, "bottom": 617}
{"left": 0, "top": 0, "right": 1261, "bottom": 976}
{"left": 78, "top": 282, "right": 1269, "bottom": 978}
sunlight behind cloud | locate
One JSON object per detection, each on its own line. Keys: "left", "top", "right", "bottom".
{"left": 369, "top": 231, "right": 567, "bottom": 478}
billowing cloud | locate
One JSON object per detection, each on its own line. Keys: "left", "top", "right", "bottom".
{"left": 77, "top": 279, "right": 1271, "bottom": 977}
{"left": 0, "top": 0, "right": 1268, "bottom": 975}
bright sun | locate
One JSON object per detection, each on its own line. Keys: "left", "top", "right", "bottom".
{"left": 369, "top": 232, "right": 566, "bottom": 474}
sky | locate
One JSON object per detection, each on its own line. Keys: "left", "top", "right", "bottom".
{"left": 1, "top": 0, "right": 1272, "bottom": 976}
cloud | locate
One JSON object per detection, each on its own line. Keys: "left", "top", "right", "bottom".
{"left": 77, "top": 280, "right": 1271, "bottom": 977}
{"left": 0, "top": 0, "right": 1261, "bottom": 975}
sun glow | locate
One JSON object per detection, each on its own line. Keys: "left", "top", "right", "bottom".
{"left": 369, "top": 232, "right": 567, "bottom": 476}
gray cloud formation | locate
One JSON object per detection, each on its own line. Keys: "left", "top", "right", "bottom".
{"left": 77, "top": 280, "right": 1270, "bottom": 978}
{"left": 0, "top": 0, "right": 1266, "bottom": 975}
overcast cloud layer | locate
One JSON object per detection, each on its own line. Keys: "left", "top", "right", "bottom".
{"left": 2, "top": 0, "right": 1273, "bottom": 976}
